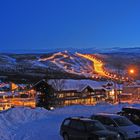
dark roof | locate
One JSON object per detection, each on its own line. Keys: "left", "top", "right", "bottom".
{"left": 56, "top": 90, "right": 78, "bottom": 93}
{"left": 122, "top": 107, "right": 140, "bottom": 114}
{"left": 94, "top": 113, "right": 124, "bottom": 119}
{"left": 32, "top": 79, "right": 48, "bottom": 87}
{"left": 67, "top": 117, "right": 98, "bottom": 122}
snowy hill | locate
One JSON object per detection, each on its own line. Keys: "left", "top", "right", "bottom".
{"left": 39, "top": 51, "right": 94, "bottom": 77}
{"left": 0, "top": 52, "right": 94, "bottom": 79}
{"left": 0, "top": 50, "right": 140, "bottom": 81}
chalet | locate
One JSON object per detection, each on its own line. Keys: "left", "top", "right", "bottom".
{"left": 33, "top": 79, "right": 107, "bottom": 108}
{"left": 54, "top": 85, "right": 106, "bottom": 106}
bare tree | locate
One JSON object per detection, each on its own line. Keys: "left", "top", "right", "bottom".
{"left": 51, "top": 79, "right": 65, "bottom": 91}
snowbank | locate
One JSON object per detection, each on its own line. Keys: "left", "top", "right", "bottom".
{"left": 0, "top": 104, "right": 140, "bottom": 140}
{"left": 0, "top": 107, "right": 50, "bottom": 140}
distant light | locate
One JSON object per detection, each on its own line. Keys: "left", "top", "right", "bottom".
{"left": 50, "top": 107, "right": 55, "bottom": 110}
{"left": 129, "top": 69, "right": 135, "bottom": 74}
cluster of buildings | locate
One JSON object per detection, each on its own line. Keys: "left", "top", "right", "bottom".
{"left": 0, "top": 81, "right": 35, "bottom": 110}
{"left": 121, "top": 81, "right": 140, "bottom": 102}
{"left": 0, "top": 79, "right": 140, "bottom": 110}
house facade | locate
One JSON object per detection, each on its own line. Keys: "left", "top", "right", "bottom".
{"left": 0, "top": 82, "right": 36, "bottom": 110}
{"left": 54, "top": 86, "right": 106, "bottom": 107}
{"left": 33, "top": 80, "right": 107, "bottom": 108}
{"left": 0, "top": 79, "right": 123, "bottom": 110}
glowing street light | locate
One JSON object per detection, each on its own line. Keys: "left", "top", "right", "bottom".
{"left": 128, "top": 67, "right": 137, "bottom": 81}
{"left": 129, "top": 69, "right": 135, "bottom": 74}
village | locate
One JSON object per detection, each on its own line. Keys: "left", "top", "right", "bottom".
{"left": 0, "top": 77, "right": 140, "bottom": 111}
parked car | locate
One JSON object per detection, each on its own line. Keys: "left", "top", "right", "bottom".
{"left": 117, "top": 107, "right": 140, "bottom": 126}
{"left": 60, "top": 117, "right": 120, "bottom": 140}
{"left": 91, "top": 113, "right": 140, "bottom": 140}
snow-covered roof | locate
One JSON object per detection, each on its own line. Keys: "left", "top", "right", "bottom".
{"left": 49, "top": 79, "right": 111, "bottom": 92}
{"left": 0, "top": 92, "right": 19, "bottom": 97}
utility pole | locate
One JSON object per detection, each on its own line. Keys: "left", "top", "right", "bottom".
{"left": 114, "top": 81, "right": 118, "bottom": 103}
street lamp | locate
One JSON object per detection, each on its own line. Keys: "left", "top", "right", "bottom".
{"left": 128, "top": 68, "right": 136, "bottom": 82}
{"left": 129, "top": 69, "right": 135, "bottom": 74}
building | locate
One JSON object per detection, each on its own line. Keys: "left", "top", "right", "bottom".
{"left": 33, "top": 79, "right": 109, "bottom": 108}
{"left": 54, "top": 85, "right": 106, "bottom": 106}
{"left": 0, "top": 92, "right": 36, "bottom": 110}
{"left": 0, "top": 79, "right": 124, "bottom": 110}
{"left": 122, "top": 84, "right": 140, "bottom": 101}
{"left": 0, "top": 82, "right": 36, "bottom": 110}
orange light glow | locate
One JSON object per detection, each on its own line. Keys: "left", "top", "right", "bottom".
{"left": 129, "top": 69, "right": 135, "bottom": 74}
{"left": 76, "top": 53, "right": 114, "bottom": 79}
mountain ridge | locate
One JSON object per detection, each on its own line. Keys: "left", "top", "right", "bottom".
{"left": 1, "top": 47, "right": 140, "bottom": 54}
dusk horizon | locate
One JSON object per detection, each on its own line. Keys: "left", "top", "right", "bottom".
{"left": 1, "top": 46, "right": 140, "bottom": 54}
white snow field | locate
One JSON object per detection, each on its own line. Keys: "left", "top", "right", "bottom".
{"left": 1, "top": 103, "right": 140, "bottom": 140}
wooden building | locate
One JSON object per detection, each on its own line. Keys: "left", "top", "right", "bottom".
{"left": 33, "top": 80, "right": 107, "bottom": 108}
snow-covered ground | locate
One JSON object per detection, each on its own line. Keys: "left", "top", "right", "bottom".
{"left": 1, "top": 103, "right": 140, "bottom": 140}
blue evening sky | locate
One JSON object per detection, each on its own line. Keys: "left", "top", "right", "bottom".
{"left": 0, "top": 0, "right": 140, "bottom": 52}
